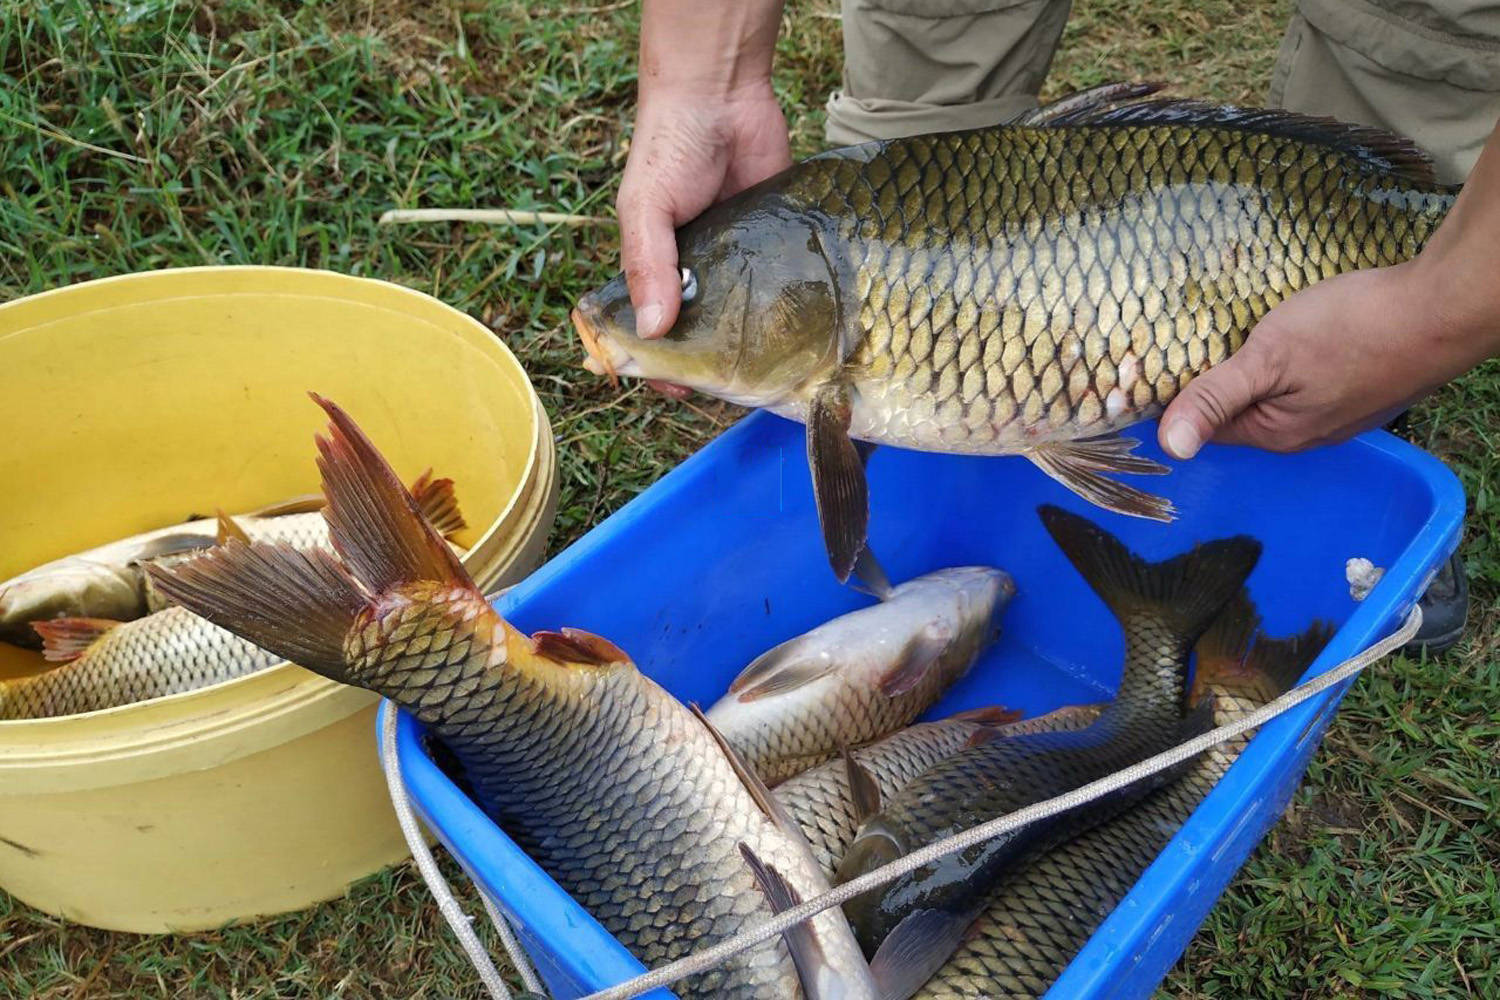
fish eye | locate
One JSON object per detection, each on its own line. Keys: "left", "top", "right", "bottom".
{"left": 680, "top": 267, "right": 698, "bottom": 303}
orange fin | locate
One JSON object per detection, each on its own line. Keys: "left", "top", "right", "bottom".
{"left": 944, "top": 704, "right": 1023, "bottom": 726}
{"left": 530, "top": 628, "right": 629, "bottom": 666}
{"left": 308, "top": 393, "right": 471, "bottom": 594}
{"left": 408, "top": 469, "right": 467, "bottom": 541}
{"left": 146, "top": 541, "right": 367, "bottom": 678}
{"left": 216, "top": 510, "right": 252, "bottom": 546}
{"left": 31, "top": 618, "right": 122, "bottom": 662}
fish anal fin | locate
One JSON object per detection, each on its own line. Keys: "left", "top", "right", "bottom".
{"left": 215, "top": 510, "right": 252, "bottom": 547}
{"left": 308, "top": 394, "right": 472, "bottom": 595}
{"left": 738, "top": 843, "right": 854, "bottom": 1000}
{"left": 944, "top": 704, "right": 1022, "bottom": 726}
{"left": 729, "top": 636, "right": 834, "bottom": 701}
{"left": 1189, "top": 588, "right": 1261, "bottom": 704}
{"left": 31, "top": 617, "right": 123, "bottom": 662}
{"left": 868, "top": 908, "right": 974, "bottom": 1000}
{"left": 807, "top": 383, "right": 869, "bottom": 584}
{"left": 1027, "top": 436, "right": 1176, "bottom": 524}
{"left": 530, "top": 627, "right": 630, "bottom": 667}
{"left": 146, "top": 540, "right": 368, "bottom": 679}
{"left": 877, "top": 621, "right": 953, "bottom": 698}
{"left": 842, "top": 746, "right": 882, "bottom": 822}
{"left": 408, "top": 469, "right": 468, "bottom": 540}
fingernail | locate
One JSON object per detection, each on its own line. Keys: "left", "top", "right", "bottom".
{"left": 636, "top": 303, "right": 665, "bottom": 339}
{"left": 1163, "top": 420, "right": 1202, "bottom": 460}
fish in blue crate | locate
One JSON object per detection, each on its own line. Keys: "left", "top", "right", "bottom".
{"left": 570, "top": 83, "right": 1456, "bottom": 585}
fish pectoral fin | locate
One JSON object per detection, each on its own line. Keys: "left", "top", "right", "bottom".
{"left": 738, "top": 844, "right": 861, "bottom": 1000}
{"left": 876, "top": 621, "right": 953, "bottom": 698}
{"left": 215, "top": 510, "right": 252, "bottom": 546}
{"left": 729, "top": 636, "right": 836, "bottom": 701}
{"left": 807, "top": 383, "right": 870, "bottom": 584}
{"left": 242, "top": 494, "right": 326, "bottom": 518}
{"left": 842, "top": 747, "right": 882, "bottom": 822}
{"left": 30, "top": 617, "right": 123, "bottom": 662}
{"left": 408, "top": 469, "right": 468, "bottom": 540}
{"left": 868, "top": 908, "right": 975, "bottom": 1000}
{"left": 128, "top": 532, "right": 218, "bottom": 565}
{"left": 529, "top": 628, "right": 630, "bottom": 667}
{"left": 691, "top": 704, "right": 804, "bottom": 836}
{"left": 1025, "top": 436, "right": 1177, "bottom": 523}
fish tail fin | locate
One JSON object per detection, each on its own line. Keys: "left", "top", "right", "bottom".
{"left": 146, "top": 541, "right": 367, "bottom": 678}
{"left": 1245, "top": 620, "right": 1337, "bottom": 700}
{"left": 30, "top": 617, "right": 123, "bottom": 662}
{"left": 307, "top": 393, "right": 474, "bottom": 595}
{"left": 1040, "top": 505, "right": 1260, "bottom": 645}
{"left": 408, "top": 469, "right": 467, "bottom": 541}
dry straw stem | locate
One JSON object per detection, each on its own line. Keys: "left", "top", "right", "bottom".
{"left": 379, "top": 208, "right": 615, "bottom": 227}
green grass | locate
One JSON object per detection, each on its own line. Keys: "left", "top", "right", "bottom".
{"left": 0, "top": 1, "right": 1495, "bottom": 997}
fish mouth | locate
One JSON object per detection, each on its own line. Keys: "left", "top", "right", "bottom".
{"left": 571, "top": 302, "right": 620, "bottom": 388}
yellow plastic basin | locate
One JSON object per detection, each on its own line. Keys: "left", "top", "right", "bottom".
{"left": 0, "top": 266, "right": 557, "bottom": 933}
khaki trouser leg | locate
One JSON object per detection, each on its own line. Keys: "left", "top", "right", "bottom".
{"left": 1270, "top": 0, "right": 1500, "bottom": 183}
{"left": 825, "top": 0, "right": 1072, "bottom": 146}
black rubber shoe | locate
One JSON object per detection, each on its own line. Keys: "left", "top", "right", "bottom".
{"left": 1403, "top": 550, "right": 1469, "bottom": 656}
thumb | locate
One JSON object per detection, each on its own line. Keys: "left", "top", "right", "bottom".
{"left": 616, "top": 183, "right": 683, "bottom": 340}
{"left": 1158, "top": 344, "right": 1276, "bottom": 459}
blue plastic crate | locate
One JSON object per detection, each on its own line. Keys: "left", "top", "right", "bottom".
{"left": 386, "top": 410, "right": 1464, "bottom": 999}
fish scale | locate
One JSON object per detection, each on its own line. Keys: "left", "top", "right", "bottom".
{"left": 573, "top": 86, "right": 1455, "bottom": 578}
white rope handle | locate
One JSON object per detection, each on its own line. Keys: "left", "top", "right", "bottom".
{"left": 387, "top": 606, "right": 1420, "bottom": 1000}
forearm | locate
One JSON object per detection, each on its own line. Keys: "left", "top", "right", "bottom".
{"left": 1407, "top": 122, "right": 1500, "bottom": 372}
{"left": 639, "top": 0, "right": 784, "bottom": 101}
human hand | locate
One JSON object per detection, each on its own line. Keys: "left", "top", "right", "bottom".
{"left": 617, "top": 2, "right": 790, "bottom": 348}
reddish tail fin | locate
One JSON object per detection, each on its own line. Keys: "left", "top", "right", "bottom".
{"left": 309, "top": 393, "right": 472, "bottom": 595}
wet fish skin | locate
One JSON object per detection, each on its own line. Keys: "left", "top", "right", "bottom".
{"left": 573, "top": 83, "right": 1455, "bottom": 579}
{"left": 148, "top": 397, "right": 875, "bottom": 999}
{"left": 916, "top": 608, "right": 1332, "bottom": 998}
{"left": 0, "top": 606, "right": 282, "bottom": 720}
{"left": 776, "top": 704, "right": 1104, "bottom": 876}
{"left": 707, "top": 566, "right": 1016, "bottom": 785}
{"left": 834, "top": 506, "right": 1260, "bottom": 963}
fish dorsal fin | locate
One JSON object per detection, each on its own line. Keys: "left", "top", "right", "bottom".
{"left": 529, "top": 627, "right": 630, "bottom": 667}
{"left": 851, "top": 544, "right": 894, "bottom": 602}
{"left": 31, "top": 617, "right": 123, "bottom": 662}
{"left": 842, "top": 746, "right": 883, "bottom": 822}
{"left": 729, "top": 636, "right": 836, "bottom": 701}
{"left": 216, "top": 511, "right": 252, "bottom": 547}
{"left": 1189, "top": 588, "right": 1260, "bottom": 704}
{"left": 1032, "top": 93, "right": 1439, "bottom": 185}
{"left": 408, "top": 469, "right": 467, "bottom": 541}
{"left": 1238, "top": 619, "right": 1336, "bottom": 701}
{"left": 1005, "top": 81, "right": 1166, "bottom": 126}
{"left": 692, "top": 704, "right": 803, "bottom": 836}
{"left": 128, "top": 532, "right": 217, "bottom": 565}
{"left": 877, "top": 621, "right": 954, "bottom": 697}
{"left": 868, "top": 908, "right": 975, "bottom": 1000}
{"left": 244, "top": 495, "right": 327, "bottom": 518}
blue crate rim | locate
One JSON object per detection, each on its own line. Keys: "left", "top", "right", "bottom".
{"left": 387, "top": 411, "right": 1466, "bottom": 1000}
